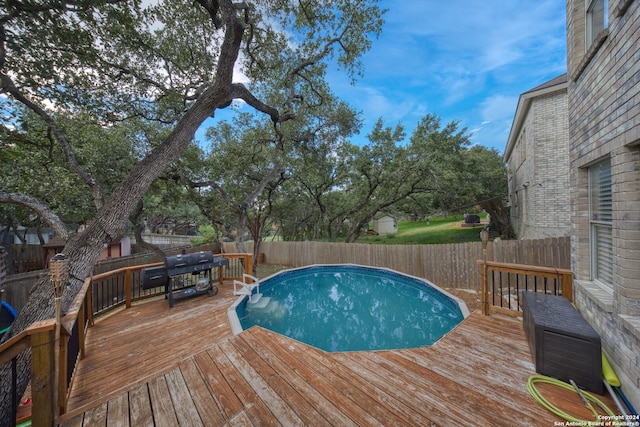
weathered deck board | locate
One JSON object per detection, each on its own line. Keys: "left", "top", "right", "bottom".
{"left": 59, "top": 284, "right": 619, "bottom": 426}
{"left": 147, "top": 374, "right": 179, "bottom": 426}
{"left": 105, "top": 392, "right": 129, "bottom": 427}
{"left": 191, "top": 351, "right": 244, "bottom": 420}
{"left": 227, "top": 335, "right": 332, "bottom": 426}
{"left": 178, "top": 358, "right": 227, "bottom": 426}
{"left": 127, "top": 384, "right": 154, "bottom": 427}
{"left": 237, "top": 331, "right": 358, "bottom": 427}
{"left": 164, "top": 369, "right": 203, "bottom": 426}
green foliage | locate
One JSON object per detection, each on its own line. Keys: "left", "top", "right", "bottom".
{"left": 0, "top": 1, "right": 388, "bottom": 419}
{"left": 329, "top": 114, "right": 475, "bottom": 242}
{"left": 356, "top": 215, "right": 487, "bottom": 245}
{"left": 1, "top": 0, "right": 385, "bottom": 238}
{"left": 190, "top": 224, "right": 218, "bottom": 245}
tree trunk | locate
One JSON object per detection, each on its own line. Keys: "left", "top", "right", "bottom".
{"left": 344, "top": 221, "right": 362, "bottom": 243}
{"left": 36, "top": 226, "right": 47, "bottom": 246}
{"left": 252, "top": 234, "right": 262, "bottom": 276}
{"left": 235, "top": 207, "right": 247, "bottom": 254}
{"left": 480, "top": 200, "right": 513, "bottom": 239}
{"left": 0, "top": 21, "right": 245, "bottom": 418}
{"left": 130, "top": 201, "right": 166, "bottom": 258}
{"left": 0, "top": 232, "right": 105, "bottom": 425}
{"left": 247, "top": 212, "right": 265, "bottom": 275}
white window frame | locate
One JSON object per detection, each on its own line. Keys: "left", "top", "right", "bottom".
{"left": 586, "top": 0, "right": 608, "bottom": 49}
{"left": 589, "top": 157, "right": 613, "bottom": 292}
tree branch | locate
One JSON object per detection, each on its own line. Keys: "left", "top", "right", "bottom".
{"left": 0, "top": 192, "right": 71, "bottom": 240}
{"left": 229, "top": 83, "right": 286, "bottom": 123}
{"left": 0, "top": 73, "right": 105, "bottom": 210}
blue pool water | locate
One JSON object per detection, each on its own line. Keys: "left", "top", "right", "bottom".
{"left": 233, "top": 265, "right": 468, "bottom": 352}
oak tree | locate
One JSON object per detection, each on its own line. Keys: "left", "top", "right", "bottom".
{"left": 0, "top": 0, "right": 383, "bottom": 420}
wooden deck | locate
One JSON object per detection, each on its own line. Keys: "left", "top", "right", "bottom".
{"left": 58, "top": 283, "right": 618, "bottom": 426}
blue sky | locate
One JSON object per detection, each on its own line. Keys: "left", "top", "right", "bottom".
{"left": 200, "top": 0, "right": 568, "bottom": 155}
{"left": 329, "top": 0, "right": 568, "bottom": 153}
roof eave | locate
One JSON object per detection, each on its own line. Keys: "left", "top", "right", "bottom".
{"left": 503, "top": 80, "right": 568, "bottom": 163}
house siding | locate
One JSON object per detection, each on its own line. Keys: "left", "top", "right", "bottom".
{"left": 506, "top": 86, "right": 570, "bottom": 239}
{"left": 567, "top": 0, "right": 640, "bottom": 408}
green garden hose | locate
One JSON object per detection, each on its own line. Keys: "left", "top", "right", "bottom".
{"left": 527, "top": 374, "right": 616, "bottom": 423}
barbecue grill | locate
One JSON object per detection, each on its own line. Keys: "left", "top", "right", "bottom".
{"left": 141, "top": 250, "right": 228, "bottom": 308}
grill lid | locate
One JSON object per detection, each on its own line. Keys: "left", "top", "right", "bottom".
{"left": 141, "top": 266, "right": 168, "bottom": 289}
{"left": 164, "top": 251, "right": 227, "bottom": 276}
{"left": 165, "top": 251, "right": 214, "bottom": 270}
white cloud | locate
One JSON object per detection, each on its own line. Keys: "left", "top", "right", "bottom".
{"left": 479, "top": 95, "right": 518, "bottom": 123}
{"left": 377, "top": 0, "right": 565, "bottom": 79}
{"left": 323, "top": 0, "right": 567, "bottom": 151}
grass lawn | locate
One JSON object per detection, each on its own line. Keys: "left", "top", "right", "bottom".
{"left": 356, "top": 214, "right": 487, "bottom": 245}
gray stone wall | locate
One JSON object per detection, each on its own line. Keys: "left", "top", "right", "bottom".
{"left": 567, "top": 0, "right": 640, "bottom": 409}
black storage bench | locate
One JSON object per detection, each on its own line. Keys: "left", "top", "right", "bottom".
{"left": 522, "top": 292, "right": 603, "bottom": 394}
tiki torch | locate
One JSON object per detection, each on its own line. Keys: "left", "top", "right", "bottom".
{"left": 49, "top": 253, "right": 68, "bottom": 418}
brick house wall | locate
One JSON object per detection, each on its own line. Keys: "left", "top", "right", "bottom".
{"left": 505, "top": 75, "right": 570, "bottom": 239}
{"left": 566, "top": 0, "right": 640, "bottom": 408}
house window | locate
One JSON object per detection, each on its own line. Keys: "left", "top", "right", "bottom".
{"left": 586, "top": 0, "right": 608, "bottom": 49}
{"left": 589, "top": 157, "right": 613, "bottom": 289}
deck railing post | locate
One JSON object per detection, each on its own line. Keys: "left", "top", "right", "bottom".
{"left": 78, "top": 296, "right": 87, "bottom": 359}
{"left": 244, "top": 254, "right": 253, "bottom": 277}
{"left": 125, "top": 268, "right": 133, "bottom": 308}
{"left": 480, "top": 262, "right": 488, "bottom": 315}
{"left": 218, "top": 265, "right": 225, "bottom": 285}
{"left": 87, "top": 279, "right": 94, "bottom": 327}
{"left": 561, "top": 270, "right": 573, "bottom": 302}
{"left": 49, "top": 253, "right": 68, "bottom": 423}
{"left": 30, "top": 325, "right": 56, "bottom": 427}
{"left": 58, "top": 326, "right": 70, "bottom": 416}
{"left": 480, "top": 230, "right": 489, "bottom": 315}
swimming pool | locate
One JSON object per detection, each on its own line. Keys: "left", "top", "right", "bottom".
{"left": 227, "top": 264, "right": 469, "bottom": 352}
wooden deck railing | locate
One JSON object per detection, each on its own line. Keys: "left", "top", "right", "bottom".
{"left": 0, "top": 253, "right": 252, "bottom": 426}
{"left": 0, "top": 319, "right": 57, "bottom": 426}
{"left": 478, "top": 260, "right": 573, "bottom": 316}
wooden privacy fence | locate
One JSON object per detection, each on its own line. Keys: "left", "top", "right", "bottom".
{"left": 0, "top": 246, "right": 7, "bottom": 287}
{"left": 253, "top": 236, "right": 570, "bottom": 291}
{"left": 8, "top": 244, "right": 45, "bottom": 273}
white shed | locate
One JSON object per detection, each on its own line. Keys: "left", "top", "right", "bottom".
{"left": 372, "top": 214, "right": 397, "bottom": 235}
